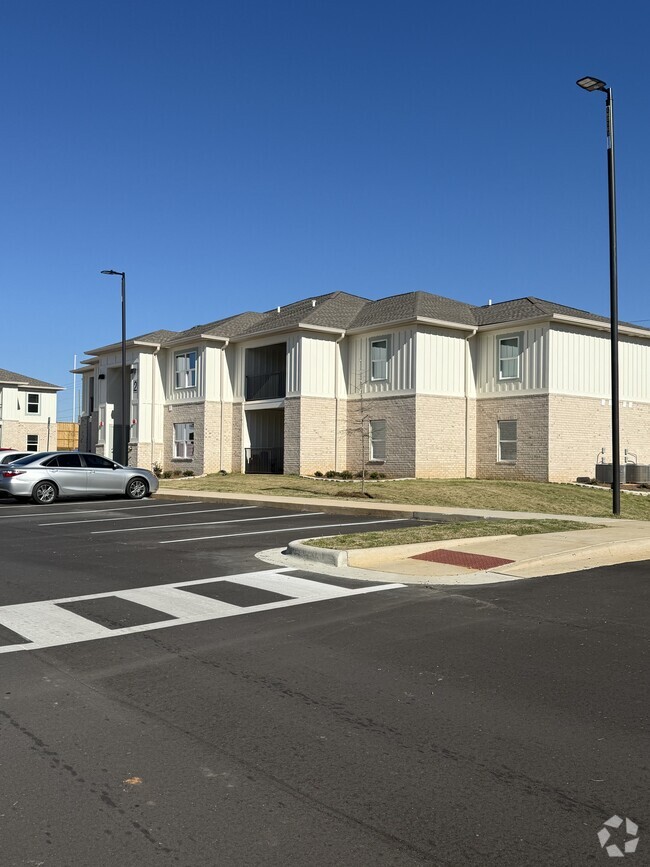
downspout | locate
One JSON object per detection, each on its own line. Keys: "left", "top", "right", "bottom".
{"left": 150, "top": 345, "right": 161, "bottom": 471}
{"left": 334, "top": 331, "right": 345, "bottom": 472}
{"left": 464, "top": 328, "right": 477, "bottom": 478}
{"left": 219, "top": 339, "right": 230, "bottom": 471}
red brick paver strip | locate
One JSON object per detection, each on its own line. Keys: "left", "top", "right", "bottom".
{"left": 410, "top": 549, "right": 515, "bottom": 570}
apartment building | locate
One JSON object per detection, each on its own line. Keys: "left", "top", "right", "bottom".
{"left": 0, "top": 367, "right": 62, "bottom": 452}
{"left": 75, "top": 291, "right": 650, "bottom": 482}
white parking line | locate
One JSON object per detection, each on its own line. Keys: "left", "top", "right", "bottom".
{"left": 40, "top": 506, "right": 257, "bottom": 527}
{"left": 0, "top": 568, "right": 406, "bottom": 654}
{"left": 159, "top": 518, "right": 406, "bottom": 544}
{"left": 0, "top": 501, "right": 205, "bottom": 520}
{"left": 91, "top": 512, "right": 326, "bottom": 535}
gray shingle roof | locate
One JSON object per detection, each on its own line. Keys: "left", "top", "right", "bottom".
{"left": 84, "top": 290, "right": 650, "bottom": 358}
{"left": 0, "top": 367, "right": 62, "bottom": 389}
{"left": 348, "top": 291, "right": 477, "bottom": 329}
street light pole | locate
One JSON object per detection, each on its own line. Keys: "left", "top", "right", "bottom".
{"left": 101, "top": 269, "right": 128, "bottom": 466}
{"left": 577, "top": 76, "right": 621, "bottom": 516}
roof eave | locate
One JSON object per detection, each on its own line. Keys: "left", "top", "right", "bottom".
{"left": 347, "top": 316, "right": 476, "bottom": 335}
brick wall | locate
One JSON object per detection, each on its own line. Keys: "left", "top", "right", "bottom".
{"left": 163, "top": 403, "right": 207, "bottom": 474}
{"left": 283, "top": 397, "right": 301, "bottom": 474}
{"left": 297, "top": 397, "right": 337, "bottom": 475}
{"left": 415, "top": 395, "right": 468, "bottom": 478}
{"left": 346, "top": 395, "right": 417, "bottom": 478}
{"left": 476, "top": 395, "right": 549, "bottom": 481}
{"left": 0, "top": 420, "right": 57, "bottom": 452}
{"left": 231, "top": 402, "right": 243, "bottom": 473}
{"left": 549, "top": 395, "right": 650, "bottom": 482}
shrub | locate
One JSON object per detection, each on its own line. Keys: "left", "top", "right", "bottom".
{"left": 182, "top": 469, "right": 194, "bottom": 477}
{"left": 162, "top": 471, "right": 172, "bottom": 479}
{"left": 218, "top": 469, "right": 228, "bottom": 475}
{"left": 369, "top": 471, "right": 380, "bottom": 480}
{"left": 325, "top": 470, "right": 337, "bottom": 478}
{"left": 172, "top": 471, "right": 183, "bottom": 478}
{"left": 314, "top": 470, "right": 323, "bottom": 477}
{"left": 354, "top": 471, "right": 364, "bottom": 479}
{"left": 378, "top": 473, "right": 386, "bottom": 479}
{"left": 152, "top": 462, "right": 163, "bottom": 478}
{"left": 339, "top": 470, "right": 353, "bottom": 479}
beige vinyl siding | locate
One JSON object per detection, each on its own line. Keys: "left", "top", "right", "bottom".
{"left": 348, "top": 328, "right": 416, "bottom": 395}
{"left": 415, "top": 327, "right": 467, "bottom": 396}
{"left": 476, "top": 326, "right": 548, "bottom": 395}
{"left": 300, "top": 334, "right": 337, "bottom": 397}
{"left": 549, "top": 325, "right": 650, "bottom": 402}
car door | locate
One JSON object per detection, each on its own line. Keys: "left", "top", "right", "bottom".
{"left": 44, "top": 453, "right": 89, "bottom": 495}
{"left": 82, "top": 453, "right": 125, "bottom": 494}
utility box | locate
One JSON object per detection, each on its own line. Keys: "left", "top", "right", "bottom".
{"left": 595, "top": 463, "right": 627, "bottom": 484}
{"left": 625, "top": 464, "right": 650, "bottom": 484}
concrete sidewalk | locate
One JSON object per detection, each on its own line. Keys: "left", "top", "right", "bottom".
{"left": 160, "top": 487, "right": 650, "bottom": 585}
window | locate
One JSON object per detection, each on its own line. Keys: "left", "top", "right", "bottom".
{"left": 83, "top": 454, "right": 116, "bottom": 469}
{"left": 175, "top": 351, "right": 197, "bottom": 389}
{"left": 27, "top": 393, "right": 40, "bottom": 414}
{"left": 498, "top": 335, "right": 522, "bottom": 381}
{"left": 44, "top": 454, "right": 83, "bottom": 468}
{"left": 26, "top": 435, "right": 39, "bottom": 452}
{"left": 498, "top": 420, "right": 517, "bottom": 462}
{"left": 369, "top": 419, "right": 386, "bottom": 461}
{"left": 370, "top": 338, "right": 390, "bottom": 381}
{"left": 174, "top": 422, "right": 195, "bottom": 459}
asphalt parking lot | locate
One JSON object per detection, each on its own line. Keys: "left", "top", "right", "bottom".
{"left": 0, "top": 493, "right": 647, "bottom": 865}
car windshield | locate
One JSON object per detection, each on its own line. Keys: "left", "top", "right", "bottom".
{"left": 10, "top": 452, "right": 56, "bottom": 466}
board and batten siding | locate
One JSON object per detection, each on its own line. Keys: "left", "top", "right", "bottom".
{"left": 415, "top": 327, "right": 468, "bottom": 396}
{"left": 164, "top": 344, "right": 202, "bottom": 403}
{"left": 476, "top": 326, "right": 549, "bottom": 395}
{"left": 549, "top": 325, "right": 650, "bottom": 402}
{"left": 299, "top": 334, "right": 339, "bottom": 397}
{"left": 347, "top": 328, "right": 416, "bottom": 395}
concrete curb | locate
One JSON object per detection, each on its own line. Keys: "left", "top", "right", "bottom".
{"left": 286, "top": 539, "right": 349, "bottom": 568}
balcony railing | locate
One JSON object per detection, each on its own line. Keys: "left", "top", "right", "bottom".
{"left": 245, "top": 371, "right": 286, "bottom": 401}
{"left": 245, "top": 447, "right": 284, "bottom": 475}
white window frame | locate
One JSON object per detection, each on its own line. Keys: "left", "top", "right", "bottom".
{"left": 369, "top": 419, "right": 387, "bottom": 461}
{"left": 497, "top": 333, "right": 523, "bottom": 382}
{"left": 26, "top": 434, "right": 39, "bottom": 452}
{"left": 173, "top": 422, "right": 195, "bottom": 459}
{"left": 497, "top": 420, "right": 517, "bottom": 463}
{"left": 370, "top": 337, "right": 390, "bottom": 382}
{"left": 26, "top": 393, "right": 40, "bottom": 414}
{"left": 174, "top": 350, "right": 197, "bottom": 390}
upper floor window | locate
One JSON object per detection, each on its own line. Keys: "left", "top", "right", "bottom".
{"left": 175, "top": 351, "right": 197, "bottom": 389}
{"left": 27, "top": 393, "right": 40, "bottom": 414}
{"left": 370, "top": 338, "right": 390, "bottom": 382}
{"left": 498, "top": 335, "right": 522, "bottom": 381}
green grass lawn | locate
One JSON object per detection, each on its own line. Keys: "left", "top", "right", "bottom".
{"left": 303, "top": 519, "right": 600, "bottom": 550}
{"left": 159, "top": 474, "right": 650, "bottom": 519}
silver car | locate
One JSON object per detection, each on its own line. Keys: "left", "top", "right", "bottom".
{"left": 0, "top": 450, "right": 30, "bottom": 465}
{"left": 0, "top": 452, "right": 159, "bottom": 504}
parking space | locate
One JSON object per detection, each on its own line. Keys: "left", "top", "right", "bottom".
{"left": 0, "top": 495, "right": 418, "bottom": 607}
{"left": 0, "top": 495, "right": 414, "bottom": 654}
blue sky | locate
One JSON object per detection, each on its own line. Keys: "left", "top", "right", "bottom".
{"left": 1, "top": 1, "right": 648, "bottom": 420}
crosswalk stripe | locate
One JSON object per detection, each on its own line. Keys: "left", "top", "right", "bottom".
{"left": 0, "top": 570, "right": 405, "bottom": 654}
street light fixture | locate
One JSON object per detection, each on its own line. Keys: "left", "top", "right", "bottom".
{"left": 576, "top": 76, "right": 620, "bottom": 516}
{"left": 100, "top": 269, "right": 128, "bottom": 466}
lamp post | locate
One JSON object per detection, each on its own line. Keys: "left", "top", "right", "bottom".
{"left": 100, "top": 269, "right": 128, "bottom": 466}
{"left": 576, "top": 76, "right": 620, "bottom": 516}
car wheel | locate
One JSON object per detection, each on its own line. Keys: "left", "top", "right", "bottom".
{"left": 32, "top": 481, "right": 58, "bottom": 505}
{"left": 125, "top": 477, "right": 149, "bottom": 500}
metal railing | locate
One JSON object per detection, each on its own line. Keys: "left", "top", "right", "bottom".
{"left": 245, "top": 447, "right": 284, "bottom": 474}
{"left": 245, "top": 371, "right": 286, "bottom": 401}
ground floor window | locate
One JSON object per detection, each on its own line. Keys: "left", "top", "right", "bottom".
{"left": 498, "top": 420, "right": 517, "bottom": 462}
{"left": 26, "top": 435, "right": 39, "bottom": 452}
{"left": 173, "top": 422, "right": 195, "bottom": 458}
{"left": 369, "top": 419, "right": 386, "bottom": 461}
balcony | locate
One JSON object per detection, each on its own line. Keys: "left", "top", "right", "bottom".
{"left": 245, "top": 371, "right": 286, "bottom": 402}
{"left": 245, "top": 446, "right": 284, "bottom": 474}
